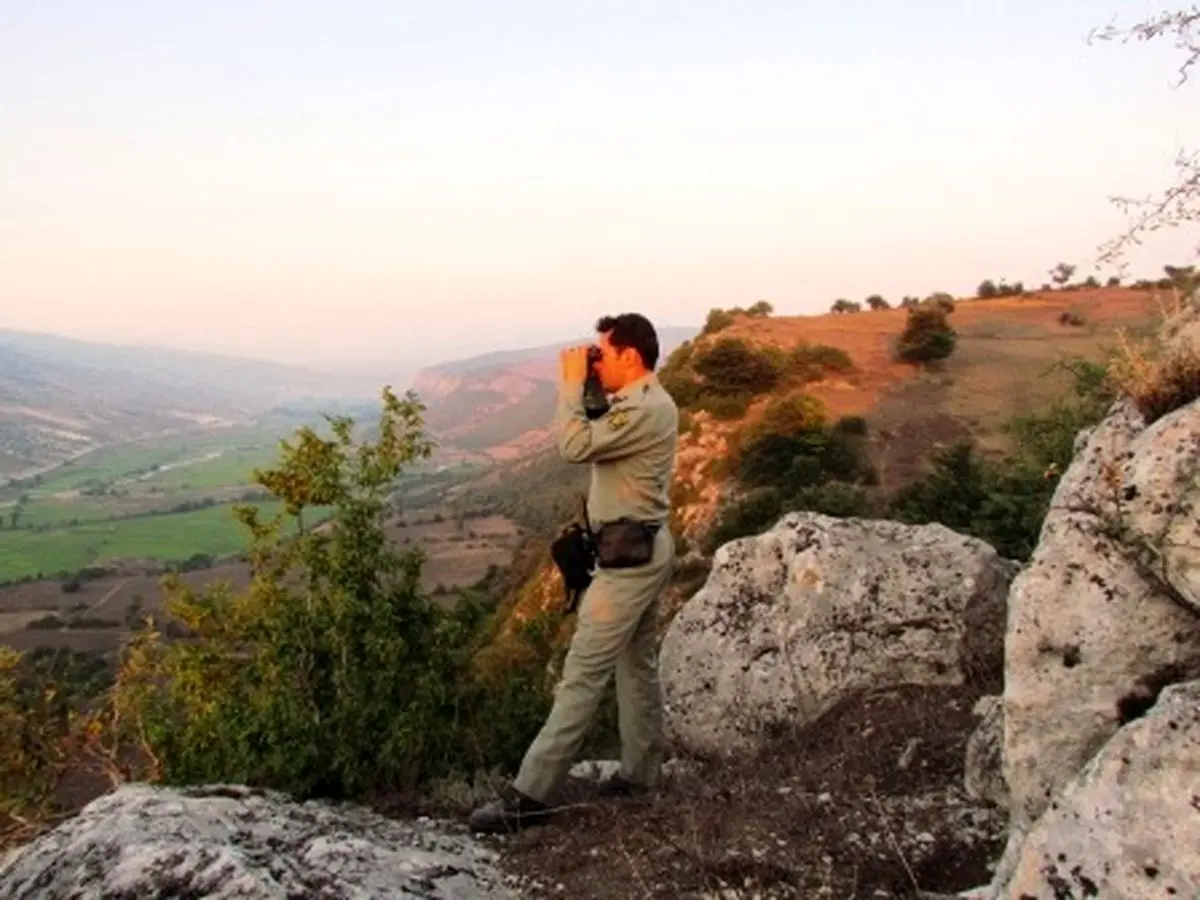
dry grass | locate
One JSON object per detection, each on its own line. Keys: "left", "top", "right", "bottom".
{"left": 1108, "top": 290, "right": 1200, "bottom": 423}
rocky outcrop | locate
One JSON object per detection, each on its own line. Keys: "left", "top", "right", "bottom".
{"left": 996, "top": 396, "right": 1200, "bottom": 884}
{"left": 0, "top": 783, "right": 517, "bottom": 900}
{"left": 659, "top": 512, "right": 1018, "bottom": 758}
{"left": 1004, "top": 679, "right": 1200, "bottom": 899}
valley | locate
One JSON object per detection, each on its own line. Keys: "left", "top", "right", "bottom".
{"left": 0, "top": 328, "right": 385, "bottom": 478}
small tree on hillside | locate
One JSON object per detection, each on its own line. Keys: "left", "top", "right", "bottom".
{"left": 830, "top": 298, "right": 861, "bottom": 314}
{"left": 895, "top": 305, "right": 957, "bottom": 365}
{"left": 865, "top": 294, "right": 889, "bottom": 310}
{"left": 926, "top": 292, "right": 956, "bottom": 312}
{"left": 745, "top": 300, "right": 774, "bottom": 317}
{"left": 1050, "top": 262, "right": 1076, "bottom": 288}
{"left": 702, "top": 308, "right": 736, "bottom": 335}
{"left": 1164, "top": 263, "right": 1200, "bottom": 298}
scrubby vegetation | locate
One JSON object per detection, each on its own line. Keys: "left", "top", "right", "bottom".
{"left": 884, "top": 360, "right": 1115, "bottom": 558}
{"left": 659, "top": 334, "right": 854, "bottom": 421}
{"left": 1, "top": 389, "right": 563, "bottom": 844}
{"left": 704, "top": 351, "right": 1124, "bottom": 560}
{"left": 700, "top": 300, "right": 773, "bottom": 336}
{"left": 705, "top": 394, "right": 877, "bottom": 551}
{"left": 894, "top": 302, "right": 957, "bottom": 365}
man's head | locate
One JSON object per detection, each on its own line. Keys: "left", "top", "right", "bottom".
{"left": 592, "top": 313, "right": 660, "bottom": 393}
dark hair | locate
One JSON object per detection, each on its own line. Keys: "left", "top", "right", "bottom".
{"left": 596, "top": 313, "right": 660, "bottom": 370}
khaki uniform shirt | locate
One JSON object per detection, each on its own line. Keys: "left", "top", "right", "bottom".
{"left": 553, "top": 372, "right": 678, "bottom": 527}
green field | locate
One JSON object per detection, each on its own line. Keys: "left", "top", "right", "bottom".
{"left": 7, "top": 427, "right": 291, "bottom": 498}
{"left": 0, "top": 499, "right": 329, "bottom": 582}
{"left": 0, "top": 419, "right": 344, "bottom": 583}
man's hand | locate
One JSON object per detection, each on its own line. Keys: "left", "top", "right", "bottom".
{"left": 560, "top": 344, "right": 591, "bottom": 387}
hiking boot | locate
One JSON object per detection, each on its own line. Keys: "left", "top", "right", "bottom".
{"left": 467, "top": 785, "right": 551, "bottom": 834}
{"left": 595, "top": 773, "right": 652, "bottom": 798}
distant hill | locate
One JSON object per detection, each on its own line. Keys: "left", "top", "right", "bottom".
{"left": 411, "top": 326, "right": 697, "bottom": 459}
{"left": 0, "top": 329, "right": 384, "bottom": 479}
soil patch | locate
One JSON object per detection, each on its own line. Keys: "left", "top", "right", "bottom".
{"left": 403, "top": 682, "right": 1006, "bottom": 899}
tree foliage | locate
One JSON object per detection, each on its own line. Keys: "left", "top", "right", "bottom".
{"left": 75, "top": 388, "right": 557, "bottom": 802}
{"left": 894, "top": 305, "right": 957, "bottom": 365}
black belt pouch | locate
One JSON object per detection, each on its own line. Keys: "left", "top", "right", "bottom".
{"left": 595, "top": 519, "right": 660, "bottom": 569}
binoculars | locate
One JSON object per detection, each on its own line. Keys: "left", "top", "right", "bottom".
{"left": 582, "top": 345, "right": 610, "bottom": 420}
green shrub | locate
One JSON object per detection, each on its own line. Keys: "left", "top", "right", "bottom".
{"left": 788, "top": 343, "right": 854, "bottom": 381}
{"left": 660, "top": 369, "right": 704, "bottom": 409}
{"left": 702, "top": 308, "right": 736, "bottom": 335}
{"left": 697, "top": 392, "right": 754, "bottom": 420}
{"left": 692, "top": 337, "right": 784, "bottom": 397}
{"left": 895, "top": 305, "right": 957, "bottom": 365}
{"left": 834, "top": 415, "right": 868, "bottom": 436}
{"left": 887, "top": 442, "right": 1051, "bottom": 560}
{"left": 705, "top": 488, "right": 784, "bottom": 552}
{"left": 94, "top": 388, "right": 557, "bottom": 801}
{"left": 792, "top": 481, "right": 873, "bottom": 517}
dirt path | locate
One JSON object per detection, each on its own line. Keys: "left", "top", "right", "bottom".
{"left": 87, "top": 580, "right": 128, "bottom": 616}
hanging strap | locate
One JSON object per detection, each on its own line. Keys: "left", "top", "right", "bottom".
{"left": 580, "top": 493, "right": 593, "bottom": 535}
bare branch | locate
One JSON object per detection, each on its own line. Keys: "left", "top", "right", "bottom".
{"left": 1089, "top": 6, "right": 1200, "bottom": 87}
{"left": 1097, "top": 149, "right": 1200, "bottom": 272}
{"left": 1090, "top": 7, "right": 1200, "bottom": 270}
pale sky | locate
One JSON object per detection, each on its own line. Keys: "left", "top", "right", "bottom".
{"left": 2, "top": 1, "right": 1198, "bottom": 372}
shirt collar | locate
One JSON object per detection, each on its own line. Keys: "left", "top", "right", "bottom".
{"left": 612, "top": 371, "right": 656, "bottom": 403}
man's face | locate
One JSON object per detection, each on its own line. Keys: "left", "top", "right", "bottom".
{"left": 594, "top": 331, "right": 631, "bottom": 393}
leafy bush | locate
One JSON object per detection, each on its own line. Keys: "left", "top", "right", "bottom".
{"left": 692, "top": 338, "right": 785, "bottom": 396}
{"left": 887, "top": 442, "right": 1053, "bottom": 560}
{"left": 834, "top": 415, "right": 868, "bottom": 436}
{"left": 705, "top": 480, "right": 873, "bottom": 552}
{"left": 702, "top": 308, "right": 736, "bottom": 335}
{"left": 700, "top": 301, "right": 773, "bottom": 336}
{"left": 705, "top": 394, "right": 877, "bottom": 549}
{"left": 895, "top": 305, "right": 957, "bottom": 365}
{"left": 1, "top": 647, "right": 109, "bottom": 842}
{"left": 705, "top": 488, "right": 784, "bottom": 551}
{"left": 81, "top": 389, "right": 558, "bottom": 802}
{"left": 697, "top": 392, "right": 754, "bottom": 420}
{"left": 788, "top": 343, "right": 854, "bottom": 381}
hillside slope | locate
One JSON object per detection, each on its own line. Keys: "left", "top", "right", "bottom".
{"left": 0, "top": 330, "right": 383, "bottom": 479}
{"left": 412, "top": 326, "right": 696, "bottom": 459}
{"left": 471, "top": 285, "right": 1166, "bottom": 641}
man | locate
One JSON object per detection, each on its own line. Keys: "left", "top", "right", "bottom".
{"left": 468, "top": 312, "right": 679, "bottom": 834}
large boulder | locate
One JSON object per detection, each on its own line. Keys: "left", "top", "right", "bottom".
{"left": 0, "top": 783, "right": 518, "bottom": 900}
{"left": 1004, "top": 679, "right": 1200, "bottom": 899}
{"left": 996, "top": 396, "right": 1200, "bottom": 883}
{"left": 659, "top": 511, "right": 1017, "bottom": 758}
